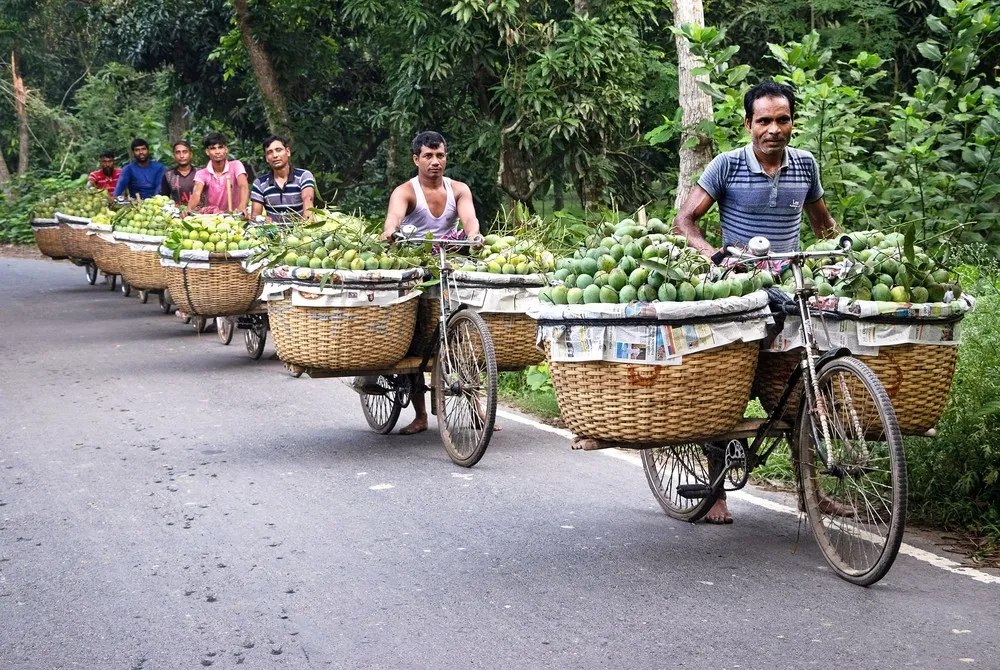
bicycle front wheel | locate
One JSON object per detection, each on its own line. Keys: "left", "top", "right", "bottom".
{"left": 797, "top": 356, "right": 906, "bottom": 586}
{"left": 434, "top": 309, "right": 497, "bottom": 468}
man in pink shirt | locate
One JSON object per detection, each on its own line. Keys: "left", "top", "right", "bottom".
{"left": 187, "top": 132, "right": 249, "bottom": 214}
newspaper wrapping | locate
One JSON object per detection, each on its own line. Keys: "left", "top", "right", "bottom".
{"left": 531, "top": 290, "right": 772, "bottom": 366}
{"left": 767, "top": 295, "right": 976, "bottom": 356}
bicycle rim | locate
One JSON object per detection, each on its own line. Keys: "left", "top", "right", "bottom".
{"left": 435, "top": 310, "right": 497, "bottom": 467}
{"left": 640, "top": 445, "right": 718, "bottom": 522}
{"left": 797, "top": 356, "right": 906, "bottom": 586}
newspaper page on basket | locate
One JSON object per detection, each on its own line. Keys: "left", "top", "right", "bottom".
{"left": 259, "top": 266, "right": 425, "bottom": 307}
{"left": 532, "top": 291, "right": 772, "bottom": 366}
{"left": 767, "top": 295, "right": 975, "bottom": 355}
{"left": 448, "top": 271, "right": 545, "bottom": 314}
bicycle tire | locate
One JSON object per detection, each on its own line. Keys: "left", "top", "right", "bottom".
{"left": 359, "top": 375, "right": 404, "bottom": 435}
{"left": 434, "top": 309, "right": 497, "bottom": 468}
{"left": 797, "top": 356, "right": 906, "bottom": 586}
{"left": 641, "top": 444, "right": 719, "bottom": 522}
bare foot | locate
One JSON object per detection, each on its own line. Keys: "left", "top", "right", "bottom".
{"left": 399, "top": 418, "right": 428, "bottom": 435}
{"left": 704, "top": 498, "right": 733, "bottom": 524}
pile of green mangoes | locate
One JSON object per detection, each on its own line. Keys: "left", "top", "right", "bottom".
{"left": 540, "top": 218, "right": 764, "bottom": 305}
{"left": 258, "top": 213, "right": 427, "bottom": 271}
{"left": 112, "top": 196, "right": 177, "bottom": 237}
{"left": 35, "top": 187, "right": 109, "bottom": 219}
{"left": 792, "top": 230, "right": 960, "bottom": 303}
{"left": 452, "top": 234, "right": 556, "bottom": 275}
{"left": 165, "top": 214, "right": 253, "bottom": 253}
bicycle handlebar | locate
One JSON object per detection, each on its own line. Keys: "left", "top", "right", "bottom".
{"left": 714, "top": 235, "right": 854, "bottom": 265}
{"left": 390, "top": 231, "right": 484, "bottom": 248}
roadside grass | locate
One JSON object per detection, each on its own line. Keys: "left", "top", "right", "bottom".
{"left": 498, "top": 368, "right": 562, "bottom": 421}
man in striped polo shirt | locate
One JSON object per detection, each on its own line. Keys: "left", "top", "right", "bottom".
{"left": 250, "top": 135, "right": 316, "bottom": 223}
{"left": 674, "top": 81, "right": 840, "bottom": 525}
{"left": 675, "top": 80, "right": 838, "bottom": 258}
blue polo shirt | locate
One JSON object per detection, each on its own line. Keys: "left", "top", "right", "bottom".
{"left": 698, "top": 145, "right": 824, "bottom": 253}
{"left": 113, "top": 161, "right": 166, "bottom": 199}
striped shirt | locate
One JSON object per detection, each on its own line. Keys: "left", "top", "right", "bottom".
{"left": 250, "top": 168, "right": 316, "bottom": 223}
{"left": 698, "top": 145, "right": 824, "bottom": 253}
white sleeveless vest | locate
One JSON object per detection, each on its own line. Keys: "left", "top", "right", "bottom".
{"left": 401, "top": 177, "right": 459, "bottom": 236}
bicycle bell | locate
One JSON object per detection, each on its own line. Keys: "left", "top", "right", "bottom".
{"left": 748, "top": 236, "right": 771, "bottom": 257}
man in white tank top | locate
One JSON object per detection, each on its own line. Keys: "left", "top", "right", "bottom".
{"left": 381, "top": 131, "right": 482, "bottom": 435}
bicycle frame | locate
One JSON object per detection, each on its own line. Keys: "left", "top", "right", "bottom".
{"left": 391, "top": 228, "right": 484, "bottom": 376}
{"left": 709, "top": 235, "right": 857, "bottom": 488}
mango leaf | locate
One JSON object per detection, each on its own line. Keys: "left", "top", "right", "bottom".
{"left": 917, "top": 41, "right": 943, "bottom": 62}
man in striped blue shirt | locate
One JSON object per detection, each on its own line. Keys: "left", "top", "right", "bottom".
{"left": 673, "top": 81, "right": 840, "bottom": 525}
{"left": 250, "top": 135, "right": 316, "bottom": 223}
{"left": 674, "top": 81, "right": 838, "bottom": 258}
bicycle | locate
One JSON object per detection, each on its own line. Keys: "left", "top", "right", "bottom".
{"left": 355, "top": 225, "right": 499, "bottom": 467}
{"left": 641, "top": 235, "right": 906, "bottom": 586}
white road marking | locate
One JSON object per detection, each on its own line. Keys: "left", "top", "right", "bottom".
{"left": 369, "top": 483, "right": 394, "bottom": 491}
{"left": 495, "top": 408, "right": 1000, "bottom": 586}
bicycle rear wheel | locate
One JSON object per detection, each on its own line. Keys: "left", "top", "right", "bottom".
{"left": 359, "top": 375, "right": 405, "bottom": 434}
{"left": 797, "top": 356, "right": 906, "bottom": 586}
{"left": 434, "top": 309, "right": 497, "bottom": 468}
{"left": 641, "top": 444, "right": 719, "bottom": 522}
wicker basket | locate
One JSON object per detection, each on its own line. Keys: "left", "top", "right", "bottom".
{"left": 164, "top": 259, "right": 263, "bottom": 317}
{"left": 483, "top": 312, "right": 543, "bottom": 371}
{"left": 408, "top": 292, "right": 441, "bottom": 356}
{"left": 267, "top": 295, "right": 418, "bottom": 373}
{"left": 548, "top": 340, "right": 760, "bottom": 445}
{"left": 31, "top": 221, "right": 67, "bottom": 259}
{"left": 58, "top": 223, "right": 94, "bottom": 260}
{"left": 118, "top": 244, "right": 168, "bottom": 290}
{"left": 753, "top": 344, "right": 959, "bottom": 435}
{"left": 91, "top": 235, "right": 124, "bottom": 275}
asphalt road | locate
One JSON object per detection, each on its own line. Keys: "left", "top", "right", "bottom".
{"left": 1, "top": 256, "right": 998, "bottom": 670}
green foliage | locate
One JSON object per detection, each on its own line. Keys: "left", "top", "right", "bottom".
{"left": 905, "top": 275, "right": 1000, "bottom": 540}
{"left": 0, "top": 173, "right": 86, "bottom": 244}
{"left": 651, "top": 0, "right": 1000, "bottom": 258}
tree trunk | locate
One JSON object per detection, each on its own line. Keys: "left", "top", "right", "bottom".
{"left": 167, "top": 101, "right": 189, "bottom": 144}
{"left": 232, "top": 0, "right": 292, "bottom": 138}
{"left": 386, "top": 127, "right": 397, "bottom": 187}
{"left": 12, "top": 51, "right": 30, "bottom": 175}
{"left": 672, "top": 0, "right": 715, "bottom": 210}
{"left": 497, "top": 126, "right": 538, "bottom": 214}
{"left": 0, "top": 143, "right": 10, "bottom": 185}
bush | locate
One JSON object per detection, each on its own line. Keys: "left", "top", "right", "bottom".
{"left": 905, "top": 265, "right": 1000, "bottom": 540}
{"left": 0, "top": 173, "right": 86, "bottom": 245}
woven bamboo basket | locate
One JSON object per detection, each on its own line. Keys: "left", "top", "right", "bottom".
{"left": 118, "top": 244, "right": 168, "bottom": 290}
{"left": 164, "top": 259, "right": 263, "bottom": 317}
{"left": 58, "top": 223, "right": 94, "bottom": 260}
{"left": 752, "top": 344, "right": 959, "bottom": 435}
{"left": 91, "top": 235, "right": 124, "bottom": 275}
{"left": 483, "top": 312, "right": 543, "bottom": 371}
{"left": 267, "top": 296, "right": 418, "bottom": 373}
{"left": 32, "top": 222, "right": 66, "bottom": 259}
{"left": 408, "top": 293, "right": 441, "bottom": 356}
{"left": 548, "top": 340, "right": 760, "bottom": 445}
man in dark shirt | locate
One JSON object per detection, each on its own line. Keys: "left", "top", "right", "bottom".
{"left": 113, "top": 137, "right": 165, "bottom": 200}
{"left": 161, "top": 140, "right": 197, "bottom": 206}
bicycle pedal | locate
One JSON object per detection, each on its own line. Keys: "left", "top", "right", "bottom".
{"left": 675, "top": 484, "right": 714, "bottom": 499}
